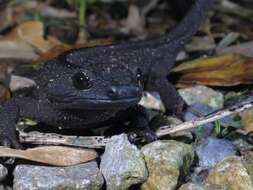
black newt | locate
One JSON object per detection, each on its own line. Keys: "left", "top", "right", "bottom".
{"left": 0, "top": 0, "right": 214, "bottom": 147}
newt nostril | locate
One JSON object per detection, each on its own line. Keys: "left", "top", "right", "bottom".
{"left": 107, "top": 86, "right": 118, "bottom": 98}
{"left": 108, "top": 86, "right": 142, "bottom": 99}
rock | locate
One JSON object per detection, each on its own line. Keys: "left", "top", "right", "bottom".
{"left": 0, "top": 164, "right": 7, "bottom": 181}
{"left": 150, "top": 114, "right": 193, "bottom": 143}
{"left": 242, "top": 151, "right": 253, "bottom": 177}
{"left": 100, "top": 134, "right": 148, "bottom": 190}
{"left": 189, "top": 167, "right": 209, "bottom": 184}
{"left": 179, "top": 183, "right": 226, "bottom": 190}
{"left": 231, "top": 136, "right": 253, "bottom": 151}
{"left": 184, "top": 103, "right": 216, "bottom": 120}
{"left": 139, "top": 92, "right": 165, "bottom": 112}
{"left": 183, "top": 103, "right": 215, "bottom": 140}
{"left": 141, "top": 140, "right": 194, "bottom": 190}
{"left": 203, "top": 183, "right": 227, "bottom": 190}
{"left": 179, "top": 86, "right": 224, "bottom": 109}
{"left": 184, "top": 103, "right": 238, "bottom": 141}
{"left": 206, "top": 156, "right": 253, "bottom": 190}
{"left": 196, "top": 137, "right": 236, "bottom": 168}
{"left": 13, "top": 161, "right": 104, "bottom": 190}
{"left": 0, "top": 186, "right": 12, "bottom": 190}
{"left": 150, "top": 114, "right": 182, "bottom": 129}
{"left": 179, "top": 183, "right": 204, "bottom": 190}
{"left": 0, "top": 186, "right": 6, "bottom": 190}
{"left": 239, "top": 108, "right": 253, "bottom": 134}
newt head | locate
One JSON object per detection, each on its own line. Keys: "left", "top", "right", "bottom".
{"left": 34, "top": 48, "right": 143, "bottom": 110}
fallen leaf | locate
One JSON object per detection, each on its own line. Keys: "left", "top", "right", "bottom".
{"left": 35, "top": 40, "right": 112, "bottom": 64}
{"left": 34, "top": 44, "right": 71, "bottom": 64}
{"left": 0, "top": 146, "right": 97, "bottom": 166}
{"left": 3, "top": 21, "right": 60, "bottom": 53}
{"left": 0, "top": 1, "right": 12, "bottom": 31}
{"left": 10, "top": 75, "right": 36, "bottom": 92}
{"left": 0, "top": 40, "right": 37, "bottom": 60}
{"left": 171, "top": 54, "right": 253, "bottom": 87}
{"left": 217, "top": 41, "right": 253, "bottom": 57}
{"left": 40, "top": 5, "right": 76, "bottom": 19}
{"left": 217, "top": 0, "right": 253, "bottom": 21}
{"left": 123, "top": 4, "right": 145, "bottom": 35}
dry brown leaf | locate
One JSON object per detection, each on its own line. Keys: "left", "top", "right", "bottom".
{"left": 171, "top": 54, "right": 253, "bottom": 87}
{"left": 3, "top": 21, "right": 60, "bottom": 53}
{"left": 0, "top": 40, "right": 37, "bottom": 60}
{"left": 35, "top": 40, "right": 112, "bottom": 64}
{"left": 0, "top": 146, "right": 97, "bottom": 166}
{"left": 34, "top": 44, "right": 71, "bottom": 64}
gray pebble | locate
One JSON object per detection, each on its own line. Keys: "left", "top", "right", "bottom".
{"left": 13, "top": 162, "right": 104, "bottom": 190}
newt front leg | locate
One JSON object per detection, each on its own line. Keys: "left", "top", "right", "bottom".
{"left": 0, "top": 98, "right": 22, "bottom": 148}
{"left": 0, "top": 97, "right": 56, "bottom": 148}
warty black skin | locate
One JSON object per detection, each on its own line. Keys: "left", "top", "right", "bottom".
{"left": 0, "top": 0, "right": 214, "bottom": 148}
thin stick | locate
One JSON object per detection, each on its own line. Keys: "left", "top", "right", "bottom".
{"left": 19, "top": 96, "right": 253, "bottom": 148}
{"left": 156, "top": 97, "right": 253, "bottom": 137}
{"left": 142, "top": 0, "right": 160, "bottom": 17}
{"left": 19, "top": 131, "right": 109, "bottom": 148}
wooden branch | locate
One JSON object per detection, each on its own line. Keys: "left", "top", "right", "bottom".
{"left": 19, "top": 96, "right": 253, "bottom": 148}
{"left": 19, "top": 131, "right": 109, "bottom": 148}
{"left": 156, "top": 97, "right": 253, "bottom": 137}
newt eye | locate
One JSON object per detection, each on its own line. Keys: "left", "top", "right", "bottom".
{"left": 136, "top": 68, "right": 142, "bottom": 81}
{"left": 72, "top": 72, "right": 92, "bottom": 90}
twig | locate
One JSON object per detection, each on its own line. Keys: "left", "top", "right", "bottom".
{"left": 19, "top": 131, "right": 109, "bottom": 148}
{"left": 215, "top": 0, "right": 253, "bottom": 21}
{"left": 156, "top": 96, "right": 253, "bottom": 137}
{"left": 141, "top": 0, "right": 160, "bottom": 17}
{"left": 19, "top": 96, "right": 253, "bottom": 148}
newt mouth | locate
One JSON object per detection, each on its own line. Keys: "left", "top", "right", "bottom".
{"left": 53, "top": 97, "right": 141, "bottom": 110}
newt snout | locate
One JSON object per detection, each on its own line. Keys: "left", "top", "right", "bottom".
{"left": 107, "top": 86, "right": 142, "bottom": 100}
